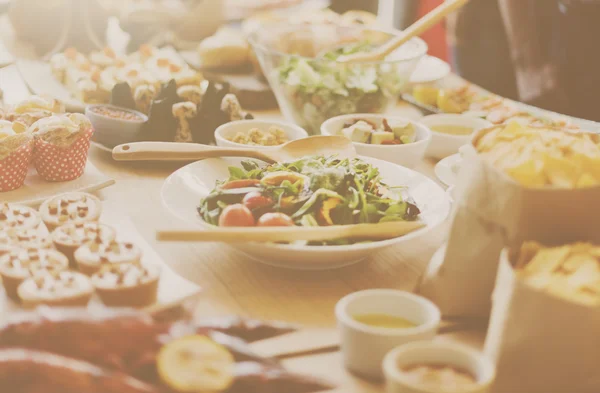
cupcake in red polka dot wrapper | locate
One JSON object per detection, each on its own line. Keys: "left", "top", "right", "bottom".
{"left": 0, "top": 120, "right": 34, "bottom": 192}
{"left": 29, "top": 113, "right": 94, "bottom": 182}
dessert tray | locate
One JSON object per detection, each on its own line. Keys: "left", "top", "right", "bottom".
{"left": 0, "top": 194, "right": 201, "bottom": 319}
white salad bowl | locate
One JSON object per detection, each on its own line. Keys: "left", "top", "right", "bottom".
{"left": 420, "top": 114, "right": 492, "bottom": 160}
{"left": 321, "top": 114, "right": 432, "bottom": 169}
{"left": 215, "top": 119, "right": 309, "bottom": 149}
{"left": 160, "top": 156, "right": 451, "bottom": 270}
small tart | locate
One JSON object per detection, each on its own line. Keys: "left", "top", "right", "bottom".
{"left": 52, "top": 222, "right": 116, "bottom": 268}
{"left": 75, "top": 240, "right": 142, "bottom": 276}
{"left": 18, "top": 270, "right": 94, "bottom": 308}
{"left": 0, "top": 203, "right": 41, "bottom": 234}
{"left": 0, "top": 228, "right": 52, "bottom": 256}
{"left": 0, "top": 248, "right": 69, "bottom": 301}
{"left": 91, "top": 262, "right": 159, "bottom": 308}
{"left": 39, "top": 192, "right": 102, "bottom": 231}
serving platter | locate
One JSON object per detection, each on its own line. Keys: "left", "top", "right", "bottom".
{"left": 0, "top": 214, "right": 202, "bottom": 320}
{"left": 0, "top": 161, "right": 115, "bottom": 206}
{"left": 160, "top": 156, "right": 451, "bottom": 270}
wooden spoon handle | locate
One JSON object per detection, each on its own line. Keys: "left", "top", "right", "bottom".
{"left": 353, "top": 0, "right": 470, "bottom": 62}
{"left": 157, "top": 221, "right": 425, "bottom": 243}
{"left": 112, "top": 142, "right": 275, "bottom": 162}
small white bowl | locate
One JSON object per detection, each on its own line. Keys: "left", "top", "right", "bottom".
{"left": 214, "top": 119, "right": 308, "bottom": 149}
{"left": 420, "top": 114, "right": 491, "bottom": 160}
{"left": 335, "top": 289, "right": 441, "bottom": 380}
{"left": 321, "top": 114, "right": 432, "bottom": 169}
{"left": 85, "top": 104, "right": 147, "bottom": 148}
{"left": 383, "top": 341, "right": 496, "bottom": 393}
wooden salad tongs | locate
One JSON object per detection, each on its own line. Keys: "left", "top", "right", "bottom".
{"left": 112, "top": 135, "right": 356, "bottom": 163}
{"left": 338, "top": 0, "right": 471, "bottom": 63}
{"left": 157, "top": 220, "right": 425, "bottom": 244}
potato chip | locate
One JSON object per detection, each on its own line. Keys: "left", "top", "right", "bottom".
{"left": 475, "top": 124, "right": 600, "bottom": 188}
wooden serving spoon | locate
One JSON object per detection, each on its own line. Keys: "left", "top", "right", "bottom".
{"left": 338, "top": 0, "right": 470, "bottom": 63}
{"left": 157, "top": 220, "right": 425, "bottom": 243}
{"left": 112, "top": 135, "right": 356, "bottom": 163}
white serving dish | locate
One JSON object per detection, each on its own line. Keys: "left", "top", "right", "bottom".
{"left": 383, "top": 341, "right": 495, "bottom": 393}
{"left": 160, "top": 156, "right": 451, "bottom": 270}
{"left": 215, "top": 119, "right": 308, "bottom": 149}
{"left": 420, "top": 114, "right": 491, "bottom": 160}
{"left": 335, "top": 289, "right": 441, "bottom": 380}
{"left": 320, "top": 114, "right": 431, "bottom": 169}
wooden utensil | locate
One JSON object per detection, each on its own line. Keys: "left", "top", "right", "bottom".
{"left": 157, "top": 220, "right": 425, "bottom": 243}
{"left": 112, "top": 135, "right": 356, "bottom": 163}
{"left": 338, "top": 0, "right": 470, "bottom": 63}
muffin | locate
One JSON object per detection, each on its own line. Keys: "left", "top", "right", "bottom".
{"left": 75, "top": 240, "right": 142, "bottom": 275}
{"left": 0, "top": 121, "right": 34, "bottom": 192}
{"left": 39, "top": 192, "right": 102, "bottom": 231}
{"left": 0, "top": 248, "right": 69, "bottom": 301}
{"left": 29, "top": 113, "right": 94, "bottom": 182}
{"left": 18, "top": 270, "right": 94, "bottom": 308}
{"left": 0, "top": 227, "right": 52, "bottom": 256}
{"left": 52, "top": 222, "right": 116, "bottom": 268}
{"left": 0, "top": 203, "right": 41, "bottom": 234}
{"left": 6, "top": 96, "right": 65, "bottom": 127}
{"left": 91, "top": 262, "right": 159, "bottom": 308}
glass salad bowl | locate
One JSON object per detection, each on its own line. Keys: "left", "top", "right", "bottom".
{"left": 248, "top": 24, "right": 428, "bottom": 134}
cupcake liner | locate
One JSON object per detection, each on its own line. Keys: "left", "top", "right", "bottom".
{"left": 34, "top": 128, "right": 94, "bottom": 182}
{"left": 0, "top": 140, "right": 33, "bottom": 192}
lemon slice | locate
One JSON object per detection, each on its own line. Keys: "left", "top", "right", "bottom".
{"left": 157, "top": 335, "right": 235, "bottom": 392}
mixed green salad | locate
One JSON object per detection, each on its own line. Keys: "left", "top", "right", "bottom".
{"left": 276, "top": 42, "right": 407, "bottom": 134}
{"left": 198, "top": 156, "right": 420, "bottom": 245}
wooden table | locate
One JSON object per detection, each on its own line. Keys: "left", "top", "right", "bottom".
{"left": 0, "top": 55, "right": 485, "bottom": 393}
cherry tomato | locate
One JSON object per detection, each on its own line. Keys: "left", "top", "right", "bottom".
{"left": 257, "top": 212, "right": 295, "bottom": 227}
{"left": 242, "top": 191, "right": 274, "bottom": 211}
{"left": 218, "top": 204, "right": 255, "bottom": 227}
{"left": 221, "top": 179, "right": 260, "bottom": 190}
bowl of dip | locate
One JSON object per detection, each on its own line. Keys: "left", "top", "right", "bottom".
{"left": 419, "top": 114, "right": 491, "bottom": 160}
{"left": 383, "top": 341, "right": 495, "bottom": 393}
{"left": 335, "top": 289, "right": 441, "bottom": 380}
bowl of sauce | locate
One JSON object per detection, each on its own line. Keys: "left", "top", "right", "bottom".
{"left": 420, "top": 114, "right": 492, "bottom": 160}
{"left": 384, "top": 342, "right": 495, "bottom": 393}
{"left": 335, "top": 289, "right": 441, "bottom": 380}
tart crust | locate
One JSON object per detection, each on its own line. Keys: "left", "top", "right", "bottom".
{"left": 52, "top": 222, "right": 116, "bottom": 268}
{"left": 92, "top": 262, "right": 159, "bottom": 308}
{"left": 18, "top": 270, "right": 94, "bottom": 308}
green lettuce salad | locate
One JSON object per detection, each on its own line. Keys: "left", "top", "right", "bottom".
{"left": 198, "top": 156, "right": 420, "bottom": 245}
{"left": 276, "top": 42, "right": 407, "bottom": 134}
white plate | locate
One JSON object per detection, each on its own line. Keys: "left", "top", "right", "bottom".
{"left": 1, "top": 215, "right": 201, "bottom": 320}
{"left": 160, "top": 156, "right": 451, "bottom": 270}
{"left": 434, "top": 153, "right": 462, "bottom": 187}
{"left": 1, "top": 161, "right": 115, "bottom": 206}
{"left": 17, "top": 59, "right": 86, "bottom": 113}
{"left": 409, "top": 55, "right": 451, "bottom": 85}
{"left": 91, "top": 140, "right": 114, "bottom": 153}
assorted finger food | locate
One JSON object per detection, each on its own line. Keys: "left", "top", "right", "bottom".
{"left": 474, "top": 122, "right": 600, "bottom": 188}
{"left": 198, "top": 156, "right": 421, "bottom": 245}
{"left": 50, "top": 45, "right": 204, "bottom": 107}
{"left": 513, "top": 241, "right": 600, "bottom": 306}
{"left": 337, "top": 118, "right": 416, "bottom": 145}
{"left": 0, "top": 308, "right": 331, "bottom": 393}
{"left": 226, "top": 125, "right": 289, "bottom": 146}
{"left": 412, "top": 84, "right": 579, "bottom": 129}
{"left": 0, "top": 193, "right": 161, "bottom": 309}
{"left": 0, "top": 97, "right": 94, "bottom": 191}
